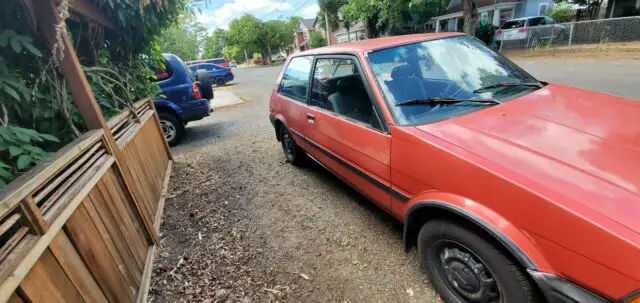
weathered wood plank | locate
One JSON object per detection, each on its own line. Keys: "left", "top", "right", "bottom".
{"left": 88, "top": 185, "right": 145, "bottom": 271}
{"left": 19, "top": 197, "right": 48, "bottom": 235}
{"left": 98, "top": 172, "right": 148, "bottom": 262}
{"left": 82, "top": 197, "right": 141, "bottom": 289}
{"left": 64, "top": 203, "right": 135, "bottom": 302}
{"left": 49, "top": 232, "right": 108, "bottom": 303}
{"left": 154, "top": 160, "right": 173, "bottom": 231}
{"left": 58, "top": 0, "right": 116, "bottom": 28}
{"left": 0, "top": 130, "right": 103, "bottom": 218}
{"left": 19, "top": 249, "right": 84, "bottom": 303}
{"left": 135, "top": 246, "right": 155, "bottom": 303}
{"left": 0, "top": 156, "right": 114, "bottom": 303}
{"left": 7, "top": 292, "right": 23, "bottom": 303}
{"left": 148, "top": 99, "right": 174, "bottom": 161}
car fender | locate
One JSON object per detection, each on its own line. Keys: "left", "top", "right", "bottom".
{"left": 153, "top": 99, "right": 184, "bottom": 118}
{"left": 271, "top": 113, "right": 288, "bottom": 141}
{"left": 402, "top": 191, "right": 553, "bottom": 272}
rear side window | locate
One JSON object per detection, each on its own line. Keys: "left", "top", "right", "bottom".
{"left": 501, "top": 20, "right": 526, "bottom": 29}
{"left": 528, "top": 17, "right": 545, "bottom": 27}
{"left": 278, "top": 56, "right": 313, "bottom": 102}
{"left": 153, "top": 66, "right": 172, "bottom": 81}
{"left": 211, "top": 59, "right": 226, "bottom": 65}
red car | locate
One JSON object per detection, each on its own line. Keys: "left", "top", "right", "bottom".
{"left": 269, "top": 33, "right": 640, "bottom": 303}
{"left": 186, "top": 58, "right": 230, "bottom": 68}
{"left": 253, "top": 57, "right": 272, "bottom": 65}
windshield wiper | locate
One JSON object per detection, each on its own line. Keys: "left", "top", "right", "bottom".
{"left": 395, "top": 97, "right": 501, "bottom": 106}
{"left": 473, "top": 82, "right": 542, "bottom": 93}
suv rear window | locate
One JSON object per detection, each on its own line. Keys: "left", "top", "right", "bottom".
{"left": 278, "top": 56, "right": 313, "bottom": 102}
{"left": 210, "top": 58, "right": 226, "bottom": 65}
{"left": 154, "top": 66, "right": 172, "bottom": 81}
{"left": 501, "top": 20, "right": 526, "bottom": 29}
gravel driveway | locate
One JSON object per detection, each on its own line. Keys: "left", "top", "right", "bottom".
{"left": 150, "top": 59, "right": 638, "bottom": 302}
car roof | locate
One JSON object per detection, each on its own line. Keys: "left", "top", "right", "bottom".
{"left": 291, "top": 32, "right": 464, "bottom": 57}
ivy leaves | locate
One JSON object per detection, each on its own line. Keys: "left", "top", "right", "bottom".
{"left": 0, "top": 29, "right": 43, "bottom": 57}
{"left": 0, "top": 126, "right": 59, "bottom": 188}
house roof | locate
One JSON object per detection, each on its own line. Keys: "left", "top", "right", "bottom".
{"left": 291, "top": 32, "right": 464, "bottom": 55}
{"left": 444, "top": 0, "right": 520, "bottom": 14}
{"left": 300, "top": 18, "right": 316, "bottom": 30}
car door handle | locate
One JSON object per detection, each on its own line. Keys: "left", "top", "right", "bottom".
{"left": 306, "top": 113, "right": 316, "bottom": 122}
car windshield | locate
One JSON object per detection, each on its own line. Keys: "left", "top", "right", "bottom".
{"left": 367, "top": 35, "right": 540, "bottom": 125}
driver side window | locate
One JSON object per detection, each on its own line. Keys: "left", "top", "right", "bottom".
{"left": 310, "top": 58, "right": 381, "bottom": 130}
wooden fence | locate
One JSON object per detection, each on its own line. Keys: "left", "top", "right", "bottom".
{"left": 0, "top": 100, "right": 172, "bottom": 303}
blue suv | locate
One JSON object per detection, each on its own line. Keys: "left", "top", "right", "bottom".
{"left": 154, "top": 54, "right": 213, "bottom": 146}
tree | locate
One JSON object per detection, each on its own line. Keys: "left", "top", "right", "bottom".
{"left": 222, "top": 45, "right": 243, "bottom": 63}
{"left": 310, "top": 31, "right": 328, "bottom": 48}
{"left": 548, "top": 2, "right": 576, "bottom": 22}
{"left": 158, "top": 22, "right": 200, "bottom": 61}
{"left": 555, "top": 0, "right": 602, "bottom": 19}
{"left": 227, "top": 14, "right": 266, "bottom": 61}
{"left": 462, "top": 0, "right": 478, "bottom": 35}
{"left": 203, "top": 29, "right": 227, "bottom": 59}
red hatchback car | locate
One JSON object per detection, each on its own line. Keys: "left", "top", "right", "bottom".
{"left": 269, "top": 33, "right": 640, "bottom": 303}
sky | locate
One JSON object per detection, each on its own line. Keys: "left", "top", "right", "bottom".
{"left": 196, "top": 0, "right": 320, "bottom": 31}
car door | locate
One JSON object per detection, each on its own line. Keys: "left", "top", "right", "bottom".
{"left": 303, "top": 55, "right": 392, "bottom": 211}
{"left": 274, "top": 56, "right": 315, "bottom": 147}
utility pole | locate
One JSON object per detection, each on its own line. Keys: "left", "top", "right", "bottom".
{"left": 244, "top": 48, "right": 249, "bottom": 64}
{"left": 325, "top": 12, "right": 332, "bottom": 46}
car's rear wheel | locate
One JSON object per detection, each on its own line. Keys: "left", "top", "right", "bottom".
{"left": 158, "top": 112, "right": 185, "bottom": 146}
{"left": 418, "top": 220, "right": 540, "bottom": 303}
{"left": 216, "top": 77, "right": 226, "bottom": 86}
{"left": 279, "top": 125, "right": 305, "bottom": 166}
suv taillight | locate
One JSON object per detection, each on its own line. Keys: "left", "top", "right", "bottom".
{"left": 192, "top": 82, "right": 202, "bottom": 99}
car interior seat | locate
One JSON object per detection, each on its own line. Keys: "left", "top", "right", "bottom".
{"left": 328, "top": 77, "right": 373, "bottom": 124}
{"left": 388, "top": 64, "right": 427, "bottom": 103}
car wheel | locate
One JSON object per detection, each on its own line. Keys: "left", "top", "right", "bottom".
{"left": 418, "top": 220, "right": 541, "bottom": 303}
{"left": 158, "top": 112, "right": 185, "bottom": 146}
{"left": 215, "top": 77, "right": 226, "bottom": 86}
{"left": 196, "top": 70, "right": 214, "bottom": 100}
{"left": 279, "top": 125, "right": 306, "bottom": 166}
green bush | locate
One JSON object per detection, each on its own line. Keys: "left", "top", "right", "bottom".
{"left": 475, "top": 23, "right": 495, "bottom": 45}
{"left": 548, "top": 2, "right": 576, "bottom": 23}
{"left": 310, "top": 31, "right": 328, "bottom": 49}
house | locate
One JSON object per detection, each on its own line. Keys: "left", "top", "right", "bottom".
{"left": 331, "top": 20, "right": 367, "bottom": 43}
{"left": 295, "top": 18, "right": 317, "bottom": 51}
{"left": 432, "top": 0, "right": 554, "bottom": 32}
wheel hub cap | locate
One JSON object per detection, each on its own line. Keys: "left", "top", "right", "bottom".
{"left": 283, "top": 133, "right": 294, "bottom": 154}
{"left": 160, "top": 120, "right": 176, "bottom": 141}
{"left": 440, "top": 246, "right": 499, "bottom": 302}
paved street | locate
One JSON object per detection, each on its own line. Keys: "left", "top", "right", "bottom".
{"left": 151, "top": 60, "right": 638, "bottom": 302}
{"left": 514, "top": 58, "right": 640, "bottom": 99}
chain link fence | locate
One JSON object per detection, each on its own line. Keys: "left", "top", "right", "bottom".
{"left": 498, "top": 16, "right": 640, "bottom": 51}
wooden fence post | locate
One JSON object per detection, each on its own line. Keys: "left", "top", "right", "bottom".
{"left": 34, "top": 0, "right": 159, "bottom": 245}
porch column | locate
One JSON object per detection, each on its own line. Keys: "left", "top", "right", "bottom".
{"left": 435, "top": 19, "right": 441, "bottom": 32}
{"left": 493, "top": 9, "right": 501, "bottom": 27}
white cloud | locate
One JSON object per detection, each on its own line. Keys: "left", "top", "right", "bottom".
{"left": 197, "top": 0, "right": 293, "bottom": 30}
{"left": 302, "top": 4, "right": 320, "bottom": 18}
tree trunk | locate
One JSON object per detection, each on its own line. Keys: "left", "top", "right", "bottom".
{"left": 462, "top": 0, "right": 478, "bottom": 36}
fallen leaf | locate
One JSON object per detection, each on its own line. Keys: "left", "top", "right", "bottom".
{"left": 406, "top": 288, "right": 414, "bottom": 296}
{"left": 300, "top": 273, "right": 310, "bottom": 280}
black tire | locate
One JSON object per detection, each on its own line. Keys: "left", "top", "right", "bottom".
{"left": 215, "top": 77, "right": 226, "bottom": 86}
{"left": 196, "top": 70, "right": 214, "bottom": 100}
{"left": 279, "top": 125, "right": 306, "bottom": 166}
{"left": 418, "top": 220, "right": 540, "bottom": 303}
{"left": 158, "top": 112, "right": 185, "bottom": 146}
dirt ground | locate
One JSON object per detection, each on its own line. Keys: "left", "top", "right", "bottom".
{"left": 149, "top": 67, "right": 442, "bottom": 302}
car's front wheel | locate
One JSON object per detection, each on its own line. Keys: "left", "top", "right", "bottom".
{"left": 158, "top": 112, "right": 185, "bottom": 146}
{"left": 418, "top": 220, "right": 540, "bottom": 303}
{"left": 216, "top": 77, "right": 226, "bottom": 86}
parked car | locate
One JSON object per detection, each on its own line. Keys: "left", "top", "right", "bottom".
{"left": 271, "top": 54, "right": 286, "bottom": 63}
{"left": 188, "top": 63, "right": 234, "bottom": 86}
{"left": 253, "top": 57, "right": 271, "bottom": 65}
{"left": 186, "top": 58, "right": 230, "bottom": 68}
{"left": 154, "top": 53, "right": 213, "bottom": 146}
{"left": 269, "top": 33, "right": 640, "bottom": 303}
{"left": 495, "top": 16, "right": 567, "bottom": 48}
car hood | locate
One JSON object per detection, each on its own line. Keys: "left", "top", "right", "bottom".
{"left": 416, "top": 84, "right": 640, "bottom": 232}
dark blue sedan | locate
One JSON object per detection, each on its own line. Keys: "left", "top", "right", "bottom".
{"left": 188, "top": 63, "right": 234, "bottom": 86}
